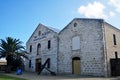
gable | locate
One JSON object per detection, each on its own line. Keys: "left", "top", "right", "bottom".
{"left": 27, "top": 23, "right": 59, "bottom": 44}
{"left": 59, "top": 18, "right": 86, "bottom": 35}
{"left": 59, "top": 18, "right": 104, "bottom": 35}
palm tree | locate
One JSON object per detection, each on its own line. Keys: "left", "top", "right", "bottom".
{"left": 0, "top": 37, "right": 28, "bottom": 72}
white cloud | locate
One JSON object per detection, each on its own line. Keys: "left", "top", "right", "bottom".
{"left": 78, "top": 1, "right": 107, "bottom": 19}
{"left": 109, "top": 11, "right": 115, "bottom": 17}
{"left": 109, "top": 0, "right": 120, "bottom": 13}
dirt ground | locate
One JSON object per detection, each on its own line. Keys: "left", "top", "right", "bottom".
{"left": 2, "top": 71, "right": 120, "bottom": 80}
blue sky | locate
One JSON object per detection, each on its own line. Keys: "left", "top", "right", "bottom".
{"left": 0, "top": 0, "right": 120, "bottom": 46}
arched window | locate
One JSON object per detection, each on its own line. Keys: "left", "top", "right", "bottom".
{"left": 37, "top": 43, "right": 41, "bottom": 55}
{"left": 38, "top": 31, "right": 41, "bottom": 36}
{"left": 73, "top": 22, "right": 78, "bottom": 31}
{"left": 30, "top": 45, "right": 32, "bottom": 53}
{"left": 74, "top": 23, "right": 77, "bottom": 27}
{"left": 72, "top": 36, "right": 80, "bottom": 50}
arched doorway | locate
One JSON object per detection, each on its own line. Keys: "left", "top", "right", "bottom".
{"left": 72, "top": 57, "right": 80, "bottom": 74}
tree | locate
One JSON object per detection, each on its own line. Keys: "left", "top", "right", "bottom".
{"left": 0, "top": 37, "right": 28, "bottom": 72}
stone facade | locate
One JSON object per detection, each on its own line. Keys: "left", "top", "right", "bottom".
{"left": 25, "top": 18, "right": 120, "bottom": 77}
{"left": 25, "top": 24, "right": 59, "bottom": 73}
{"left": 58, "top": 19, "right": 105, "bottom": 76}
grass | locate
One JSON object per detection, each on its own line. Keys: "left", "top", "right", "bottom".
{"left": 0, "top": 74, "right": 27, "bottom": 80}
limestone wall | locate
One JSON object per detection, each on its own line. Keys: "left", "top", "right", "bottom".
{"left": 58, "top": 19, "right": 105, "bottom": 76}
{"left": 25, "top": 18, "right": 120, "bottom": 77}
{"left": 104, "top": 22, "right": 120, "bottom": 76}
{"left": 25, "top": 24, "right": 58, "bottom": 73}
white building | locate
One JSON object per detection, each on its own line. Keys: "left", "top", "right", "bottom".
{"left": 25, "top": 24, "right": 59, "bottom": 73}
{"left": 25, "top": 18, "right": 120, "bottom": 77}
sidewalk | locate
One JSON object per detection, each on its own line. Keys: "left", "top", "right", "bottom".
{"left": 3, "top": 71, "right": 119, "bottom": 80}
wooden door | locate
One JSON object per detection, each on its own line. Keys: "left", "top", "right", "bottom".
{"left": 36, "top": 59, "right": 41, "bottom": 72}
{"left": 72, "top": 57, "right": 80, "bottom": 74}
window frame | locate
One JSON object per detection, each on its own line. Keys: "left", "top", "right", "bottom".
{"left": 113, "top": 34, "right": 117, "bottom": 45}
{"left": 115, "top": 51, "right": 118, "bottom": 59}
{"left": 48, "top": 40, "right": 51, "bottom": 49}
{"left": 29, "top": 60, "right": 31, "bottom": 68}
{"left": 72, "top": 36, "right": 80, "bottom": 50}
{"left": 37, "top": 43, "right": 41, "bottom": 55}
{"left": 47, "top": 58, "right": 50, "bottom": 68}
{"left": 30, "top": 45, "right": 32, "bottom": 53}
{"left": 74, "top": 23, "right": 77, "bottom": 27}
{"left": 38, "top": 31, "right": 41, "bottom": 36}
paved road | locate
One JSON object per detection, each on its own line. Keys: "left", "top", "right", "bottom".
{"left": 3, "top": 71, "right": 120, "bottom": 80}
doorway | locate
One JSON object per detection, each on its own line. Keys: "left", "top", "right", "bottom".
{"left": 72, "top": 57, "right": 80, "bottom": 74}
{"left": 110, "top": 59, "right": 120, "bottom": 76}
{"left": 36, "top": 58, "right": 41, "bottom": 72}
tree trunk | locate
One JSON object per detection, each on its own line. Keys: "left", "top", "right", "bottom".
{"left": 5, "top": 65, "right": 11, "bottom": 73}
{"left": 5, "top": 55, "right": 12, "bottom": 73}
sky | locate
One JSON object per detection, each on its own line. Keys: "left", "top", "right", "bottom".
{"left": 0, "top": 0, "right": 120, "bottom": 46}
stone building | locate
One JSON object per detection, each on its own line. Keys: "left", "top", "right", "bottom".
{"left": 25, "top": 18, "right": 120, "bottom": 77}
{"left": 25, "top": 24, "right": 59, "bottom": 73}
{"left": 0, "top": 59, "right": 7, "bottom": 71}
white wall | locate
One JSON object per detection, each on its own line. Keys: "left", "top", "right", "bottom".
{"left": 58, "top": 19, "right": 105, "bottom": 76}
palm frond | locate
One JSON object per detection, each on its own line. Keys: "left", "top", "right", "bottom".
{"left": 0, "top": 37, "right": 28, "bottom": 63}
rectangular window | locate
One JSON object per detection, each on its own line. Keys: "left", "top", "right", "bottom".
{"left": 115, "top": 52, "right": 118, "bottom": 59}
{"left": 30, "top": 45, "right": 32, "bottom": 53}
{"left": 48, "top": 40, "right": 51, "bottom": 49}
{"left": 113, "top": 34, "right": 117, "bottom": 45}
{"left": 29, "top": 60, "right": 31, "bottom": 68}
{"left": 47, "top": 59, "right": 50, "bottom": 68}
